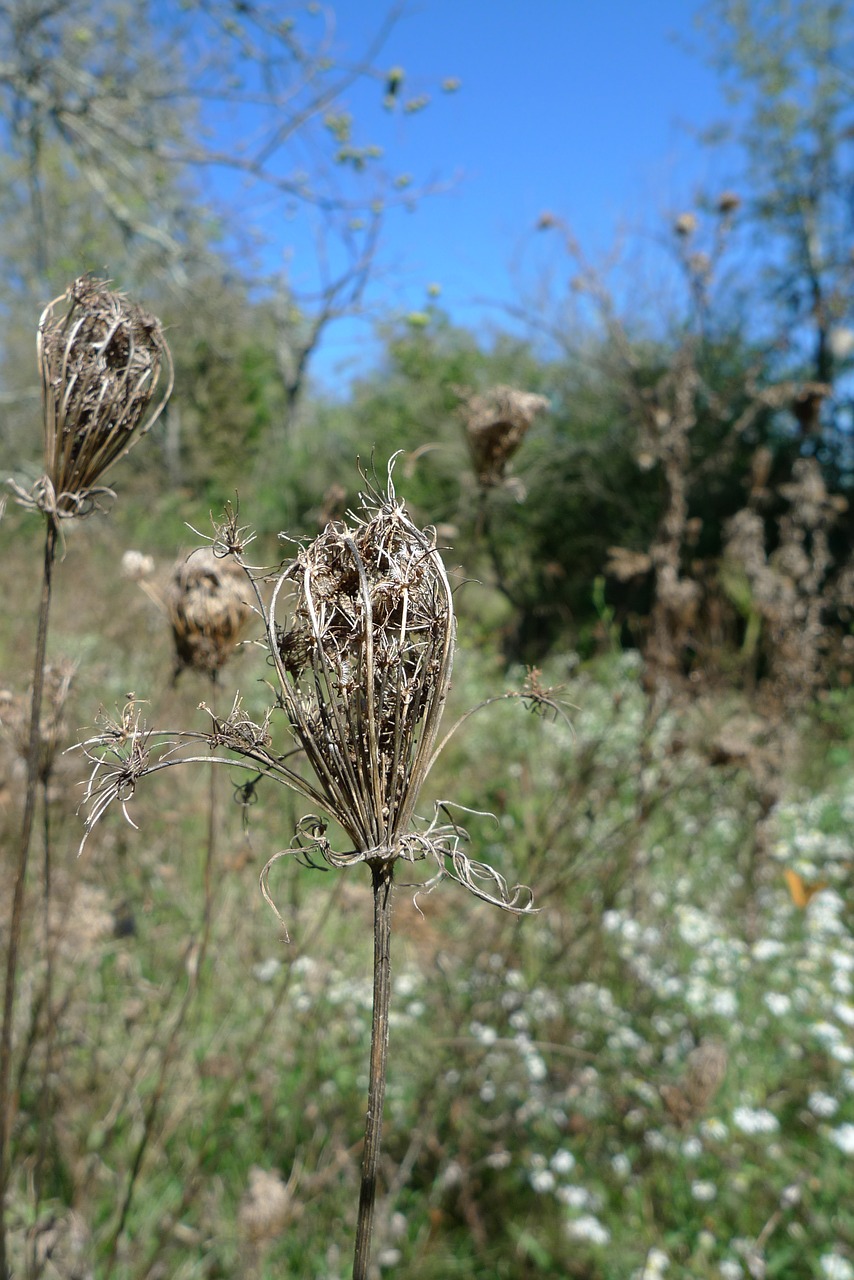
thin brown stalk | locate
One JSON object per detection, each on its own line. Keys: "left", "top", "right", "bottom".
{"left": 0, "top": 516, "right": 57, "bottom": 1280}
{"left": 353, "top": 861, "right": 394, "bottom": 1280}
{"left": 31, "top": 774, "right": 57, "bottom": 1280}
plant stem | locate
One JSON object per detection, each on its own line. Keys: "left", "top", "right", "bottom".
{"left": 0, "top": 516, "right": 57, "bottom": 1280}
{"left": 32, "top": 775, "right": 57, "bottom": 1277}
{"left": 352, "top": 860, "right": 394, "bottom": 1280}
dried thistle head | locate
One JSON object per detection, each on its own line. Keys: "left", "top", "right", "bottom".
{"left": 457, "top": 385, "right": 549, "bottom": 488}
{"left": 167, "top": 548, "right": 252, "bottom": 680}
{"left": 271, "top": 485, "right": 456, "bottom": 860}
{"left": 37, "top": 276, "right": 172, "bottom": 515}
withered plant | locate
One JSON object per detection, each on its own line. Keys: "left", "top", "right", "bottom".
{"left": 1, "top": 277, "right": 171, "bottom": 1276}
{"left": 456, "top": 384, "right": 550, "bottom": 638}
{"left": 78, "top": 472, "right": 546, "bottom": 1280}
{"left": 457, "top": 384, "right": 549, "bottom": 490}
{"left": 166, "top": 547, "right": 253, "bottom": 683}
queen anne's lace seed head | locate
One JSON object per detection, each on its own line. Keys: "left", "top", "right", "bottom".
{"left": 167, "top": 548, "right": 252, "bottom": 680}
{"left": 31, "top": 276, "right": 172, "bottom": 517}
{"left": 78, "top": 473, "right": 542, "bottom": 920}
{"left": 270, "top": 485, "right": 456, "bottom": 861}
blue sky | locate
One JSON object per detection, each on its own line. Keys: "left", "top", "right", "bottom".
{"left": 243, "top": 1, "right": 740, "bottom": 386}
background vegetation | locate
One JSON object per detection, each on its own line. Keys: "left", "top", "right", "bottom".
{"left": 2, "top": 1, "right": 854, "bottom": 1277}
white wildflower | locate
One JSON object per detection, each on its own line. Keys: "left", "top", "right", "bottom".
{"left": 820, "top": 1253, "right": 854, "bottom": 1280}
{"left": 530, "top": 1168, "right": 556, "bottom": 1193}
{"left": 752, "top": 939, "right": 785, "bottom": 961}
{"left": 808, "top": 1091, "right": 839, "bottom": 1118}
{"left": 566, "top": 1215, "right": 610, "bottom": 1246}
{"left": 732, "top": 1106, "right": 779, "bottom": 1135}
{"left": 252, "top": 957, "right": 281, "bottom": 983}
{"left": 829, "top": 1123, "right": 854, "bottom": 1156}
{"left": 557, "top": 1185, "right": 592, "bottom": 1209}
{"left": 644, "top": 1248, "right": 670, "bottom": 1276}
{"left": 764, "top": 991, "right": 792, "bottom": 1016}
{"left": 550, "top": 1149, "right": 576, "bottom": 1175}
{"left": 711, "top": 988, "right": 738, "bottom": 1017}
{"left": 691, "top": 1180, "right": 717, "bottom": 1202}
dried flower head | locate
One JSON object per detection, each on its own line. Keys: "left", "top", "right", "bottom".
{"left": 457, "top": 385, "right": 549, "bottom": 488}
{"left": 34, "top": 276, "right": 172, "bottom": 516}
{"left": 674, "top": 211, "right": 698, "bottom": 237}
{"left": 121, "top": 549, "right": 155, "bottom": 582}
{"left": 271, "top": 484, "right": 456, "bottom": 862}
{"left": 0, "top": 659, "right": 75, "bottom": 781}
{"left": 238, "top": 1166, "right": 291, "bottom": 1245}
{"left": 167, "top": 548, "right": 252, "bottom": 680}
{"left": 717, "top": 190, "right": 741, "bottom": 216}
{"left": 661, "top": 1038, "right": 728, "bottom": 1124}
{"left": 79, "top": 475, "right": 541, "bottom": 916}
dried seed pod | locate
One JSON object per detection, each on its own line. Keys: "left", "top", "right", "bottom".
{"left": 271, "top": 490, "right": 456, "bottom": 859}
{"left": 38, "top": 276, "right": 172, "bottom": 515}
{"left": 167, "top": 549, "right": 252, "bottom": 680}
{"left": 457, "top": 385, "right": 549, "bottom": 488}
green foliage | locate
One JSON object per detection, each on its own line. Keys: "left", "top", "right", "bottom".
{"left": 696, "top": 0, "right": 854, "bottom": 388}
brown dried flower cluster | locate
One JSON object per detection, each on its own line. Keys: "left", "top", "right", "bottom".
{"left": 0, "top": 660, "right": 75, "bottom": 782}
{"left": 661, "top": 1038, "right": 728, "bottom": 1125}
{"left": 167, "top": 549, "right": 252, "bottom": 681}
{"left": 457, "top": 385, "right": 549, "bottom": 488}
{"left": 238, "top": 1166, "right": 291, "bottom": 1246}
{"left": 270, "top": 486, "right": 456, "bottom": 863}
{"left": 32, "top": 276, "right": 172, "bottom": 516}
{"left": 724, "top": 458, "right": 846, "bottom": 705}
{"left": 79, "top": 478, "right": 537, "bottom": 915}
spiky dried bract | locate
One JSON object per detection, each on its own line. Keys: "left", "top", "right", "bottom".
{"left": 77, "top": 698, "right": 166, "bottom": 851}
{"left": 37, "top": 276, "right": 172, "bottom": 516}
{"left": 270, "top": 492, "right": 456, "bottom": 861}
{"left": 458, "top": 385, "right": 549, "bottom": 488}
{"left": 167, "top": 549, "right": 252, "bottom": 679}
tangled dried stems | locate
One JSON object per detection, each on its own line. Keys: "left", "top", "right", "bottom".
{"left": 167, "top": 548, "right": 253, "bottom": 681}
{"left": 457, "top": 385, "right": 549, "bottom": 489}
